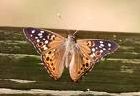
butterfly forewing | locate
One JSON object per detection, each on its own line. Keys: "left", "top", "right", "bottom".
{"left": 23, "top": 28, "right": 65, "bottom": 80}
{"left": 69, "top": 39, "right": 118, "bottom": 82}
{"left": 23, "top": 28, "right": 65, "bottom": 53}
{"left": 78, "top": 39, "right": 118, "bottom": 60}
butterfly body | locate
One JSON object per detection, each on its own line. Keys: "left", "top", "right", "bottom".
{"left": 65, "top": 35, "right": 76, "bottom": 51}
{"left": 64, "top": 34, "right": 77, "bottom": 68}
{"left": 24, "top": 28, "right": 118, "bottom": 82}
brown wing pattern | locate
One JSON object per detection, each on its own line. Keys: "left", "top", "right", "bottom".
{"left": 69, "top": 45, "right": 96, "bottom": 82}
{"left": 42, "top": 45, "right": 65, "bottom": 80}
{"left": 23, "top": 28, "right": 65, "bottom": 53}
{"left": 24, "top": 28, "right": 65, "bottom": 80}
{"left": 69, "top": 39, "right": 118, "bottom": 82}
{"left": 24, "top": 28, "right": 118, "bottom": 82}
{"left": 69, "top": 46, "right": 91, "bottom": 82}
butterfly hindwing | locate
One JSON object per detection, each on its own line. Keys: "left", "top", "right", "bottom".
{"left": 23, "top": 28, "right": 65, "bottom": 80}
{"left": 69, "top": 47, "right": 91, "bottom": 82}
{"left": 42, "top": 45, "right": 65, "bottom": 80}
{"left": 69, "top": 39, "right": 118, "bottom": 82}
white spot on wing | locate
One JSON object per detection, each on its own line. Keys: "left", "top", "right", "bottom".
{"left": 53, "top": 49, "right": 56, "bottom": 52}
{"left": 99, "top": 46, "right": 102, "bottom": 48}
{"left": 38, "top": 33, "right": 42, "bottom": 36}
{"left": 100, "top": 50, "right": 103, "bottom": 53}
{"left": 35, "top": 37, "right": 38, "bottom": 39}
{"left": 50, "top": 35, "right": 56, "bottom": 40}
{"left": 39, "top": 36, "right": 43, "bottom": 38}
{"left": 45, "top": 40, "right": 48, "bottom": 44}
{"left": 100, "top": 43, "right": 104, "bottom": 47}
{"left": 44, "top": 47, "right": 48, "bottom": 50}
{"left": 90, "top": 54, "right": 94, "bottom": 57}
{"left": 43, "top": 45, "right": 46, "bottom": 47}
{"left": 100, "top": 41, "right": 103, "bottom": 44}
{"left": 40, "top": 31, "right": 44, "bottom": 33}
{"left": 47, "top": 35, "right": 50, "bottom": 39}
{"left": 92, "top": 48, "right": 95, "bottom": 52}
{"left": 43, "top": 45, "right": 48, "bottom": 50}
{"left": 108, "top": 43, "right": 111, "bottom": 47}
{"left": 31, "top": 30, "right": 35, "bottom": 33}
{"left": 92, "top": 53, "right": 96, "bottom": 56}
{"left": 37, "top": 39, "right": 40, "bottom": 42}
{"left": 103, "top": 48, "right": 106, "bottom": 50}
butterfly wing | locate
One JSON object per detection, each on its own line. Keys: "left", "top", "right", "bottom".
{"left": 42, "top": 44, "right": 66, "bottom": 80}
{"left": 23, "top": 28, "right": 65, "bottom": 80}
{"left": 69, "top": 39, "right": 118, "bottom": 82}
{"left": 23, "top": 28, "right": 65, "bottom": 53}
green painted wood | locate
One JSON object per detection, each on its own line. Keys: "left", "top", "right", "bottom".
{"left": 0, "top": 27, "right": 140, "bottom": 93}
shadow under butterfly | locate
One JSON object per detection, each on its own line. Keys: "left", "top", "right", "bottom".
{"left": 23, "top": 28, "right": 118, "bottom": 82}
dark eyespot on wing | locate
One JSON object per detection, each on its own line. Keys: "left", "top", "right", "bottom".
{"left": 46, "top": 57, "right": 50, "bottom": 61}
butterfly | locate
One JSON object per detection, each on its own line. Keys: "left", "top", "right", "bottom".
{"left": 23, "top": 28, "right": 118, "bottom": 82}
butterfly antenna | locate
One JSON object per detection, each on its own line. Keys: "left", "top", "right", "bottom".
{"left": 73, "top": 30, "right": 78, "bottom": 36}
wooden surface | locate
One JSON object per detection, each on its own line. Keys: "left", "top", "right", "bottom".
{"left": 0, "top": 27, "right": 140, "bottom": 93}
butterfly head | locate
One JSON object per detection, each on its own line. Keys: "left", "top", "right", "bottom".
{"left": 67, "top": 30, "right": 78, "bottom": 42}
{"left": 67, "top": 34, "right": 76, "bottom": 43}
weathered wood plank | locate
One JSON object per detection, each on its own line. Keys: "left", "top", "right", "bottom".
{"left": 0, "top": 27, "right": 140, "bottom": 93}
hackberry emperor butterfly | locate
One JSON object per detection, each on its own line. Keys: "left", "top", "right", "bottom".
{"left": 23, "top": 28, "right": 118, "bottom": 82}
